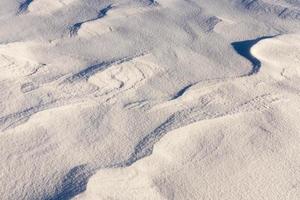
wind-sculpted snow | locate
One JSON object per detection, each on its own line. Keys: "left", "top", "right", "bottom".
{"left": 1, "top": 0, "right": 300, "bottom": 200}
{"left": 74, "top": 34, "right": 300, "bottom": 200}
{"left": 69, "top": 4, "right": 113, "bottom": 37}
{"left": 48, "top": 165, "right": 95, "bottom": 200}
{"left": 17, "top": 0, "right": 33, "bottom": 14}
{"left": 231, "top": 36, "right": 276, "bottom": 75}
{"left": 17, "top": 0, "right": 77, "bottom": 15}
{"left": 238, "top": 0, "right": 300, "bottom": 19}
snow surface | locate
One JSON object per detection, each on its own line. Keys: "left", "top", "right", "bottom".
{"left": 0, "top": 0, "right": 300, "bottom": 200}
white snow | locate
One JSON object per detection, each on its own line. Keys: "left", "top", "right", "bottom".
{"left": 0, "top": 0, "right": 300, "bottom": 199}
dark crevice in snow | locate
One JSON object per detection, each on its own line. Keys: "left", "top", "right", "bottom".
{"left": 46, "top": 165, "right": 95, "bottom": 200}
{"left": 17, "top": 0, "right": 33, "bottom": 14}
{"left": 171, "top": 84, "right": 194, "bottom": 100}
{"left": 69, "top": 4, "right": 113, "bottom": 37}
{"left": 231, "top": 35, "right": 276, "bottom": 75}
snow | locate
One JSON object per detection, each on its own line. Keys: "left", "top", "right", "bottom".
{"left": 0, "top": 0, "right": 299, "bottom": 199}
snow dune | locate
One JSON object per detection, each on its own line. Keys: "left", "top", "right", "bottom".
{"left": 74, "top": 34, "right": 300, "bottom": 200}
{"left": 0, "top": 0, "right": 300, "bottom": 200}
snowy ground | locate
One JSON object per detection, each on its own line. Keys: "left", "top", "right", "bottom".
{"left": 0, "top": 0, "right": 300, "bottom": 200}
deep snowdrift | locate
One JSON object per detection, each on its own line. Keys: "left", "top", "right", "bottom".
{"left": 0, "top": 0, "right": 299, "bottom": 199}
